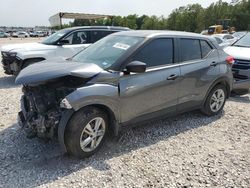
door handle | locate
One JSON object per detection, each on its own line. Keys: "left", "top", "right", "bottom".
{"left": 167, "top": 74, "right": 179, "bottom": 80}
{"left": 210, "top": 61, "right": 218, "bottom": 67}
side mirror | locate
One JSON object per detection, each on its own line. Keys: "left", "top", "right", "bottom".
{"left": 58, "top": 39, "right": 69, "bottom": 45}
{"left": 125, "top": 61, "right": 146, "bottom": 73}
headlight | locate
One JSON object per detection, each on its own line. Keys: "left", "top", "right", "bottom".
{"left": 9, "top": 52, "right": 17, "bottom": 57}
{"left": 2, "top": 52, "right": 17, "bottom": 57}
{"left": 1, "top": 52, "right": 8, "bottom": 57}
{"left": 60, "top": 98, "right": 72, "bottom": 109}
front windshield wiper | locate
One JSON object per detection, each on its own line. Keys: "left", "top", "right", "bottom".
{"left": 66, "top": 57, "right": 74, "bottom": 61}
{"left": 40, "top": 42, "right": 51, "bottom": 45}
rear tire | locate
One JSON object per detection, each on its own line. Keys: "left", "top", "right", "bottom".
{"left": 64, "top": 107, "right": 108, "bottom": 158}
{"left": 201, "top": 84, "right": 227, "bottom": 116}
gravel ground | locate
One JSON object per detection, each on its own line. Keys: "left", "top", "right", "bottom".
{"left": 0, "top": 38, "right": 249, "bottom": 188}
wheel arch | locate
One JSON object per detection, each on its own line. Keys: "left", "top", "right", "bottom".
{"left": 58, "top": 103, "right": 119, "bottom": 153}
{"left": 21, "top": 57, "right": 46, "bottom": 68}
{"left": 203, "top": 77, "right": 231, "bottom": 106}
{"left": 87, "top": 104, "right": 119, "bottom": 136}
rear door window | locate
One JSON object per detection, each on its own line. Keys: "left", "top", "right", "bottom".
{"left": 91, "top": 30, "right": 112, "bottom": 43}
{"left": 180, "top": 39, "right": 201, "bottom": 62}
{"left": 132, "top": 38, "right": 174, "bottom": 68}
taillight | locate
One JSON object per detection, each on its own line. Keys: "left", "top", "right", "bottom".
{"left": 226, "top": 56, "right": 235, "bottom": 65}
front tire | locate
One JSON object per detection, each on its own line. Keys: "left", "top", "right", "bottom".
{"left": 64, "top": 107, "right": 108, "bottom": 158}
{"left": 201, "top": 84, "right": 227, "bottom": 116}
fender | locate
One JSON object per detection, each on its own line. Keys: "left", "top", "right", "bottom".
{"left": 66, "top": 84, "right": 120, "bottom": 120}
{"left": 58, "top": 84, "right": 120, "bottom": 152}
{"left": 17, "top": 50, "right": 53, "bottom": 60}
{"left": 58, "top": 109, "right": 75, "bottom": 152}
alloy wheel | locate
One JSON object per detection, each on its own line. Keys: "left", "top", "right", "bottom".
{"left": 80, "top": 117, "right": 106, "bottom": 152}
{"left": 210, "top": 89, "right": 225, "bottom": 112}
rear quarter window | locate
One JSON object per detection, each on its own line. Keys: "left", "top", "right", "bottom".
{"left": 91, "top": 30, "right": 112, "bottom": 43}
{"left": 200, "top": 40, "right": 213, "bottom": 58}
{"left": 214, "top": 37, "right": 223, "bottom": 44}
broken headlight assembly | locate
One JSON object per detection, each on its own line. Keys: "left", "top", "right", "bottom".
{"left": 60, "top": 98, "right": 72, "bottom": 109}
{"left": 9, "top": 52, "right": 17, "bottom": 57}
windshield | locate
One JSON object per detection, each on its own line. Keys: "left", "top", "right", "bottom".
{"left": 232, "top": 31, "right": 247, "bottom": 39}
{"left": 214, "top": 37, "right": 223, "bottom": 44}
{"left": 233, "top": 32, "right": 250, "bottom": 47}
{"left": 41, "top": 29, "right": 69, "bottom": 45}
{"left": 72, "top": 35, "right": 144, "bottom": 69}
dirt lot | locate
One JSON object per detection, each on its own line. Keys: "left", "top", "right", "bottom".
{"left": 0, "top": 38, "right": 249, "bottom": 188}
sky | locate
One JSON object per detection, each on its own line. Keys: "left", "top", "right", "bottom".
{"left": 0, "top": 0, "right": 232, "bottom": 27}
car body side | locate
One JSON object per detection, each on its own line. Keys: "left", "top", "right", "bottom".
{"left": 62, "top": 33, "right": 233, "bottom": 128}
{"left": 16, "top": 31, "right": 233, "bottom": 152}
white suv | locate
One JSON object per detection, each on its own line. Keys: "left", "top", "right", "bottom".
{"left": 1, "top": 26, "right": 130, "bottom": 75}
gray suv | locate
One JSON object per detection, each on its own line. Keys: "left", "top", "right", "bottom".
{"left": 16, "top": 31, "right": 234, "bottom": 158}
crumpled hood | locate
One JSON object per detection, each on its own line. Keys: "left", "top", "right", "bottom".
{"left": 224, "top": 46, "right": 250, "bottom": 61}
{"left": 15, "top": 59, "right": 103, "bottom": 85}
{"left": 1, "top": 42, "right": 56, "bottom": 53}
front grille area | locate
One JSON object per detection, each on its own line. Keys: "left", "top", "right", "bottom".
{"left": 232, "top": 59, "right": 250, "bottom": 80}
{"left": 233, "top": 74, "right": 249, "bottom": 80}
{"left": 1, "top": 51, "right": 20, "bottom": 74}
{"left": 233, "top": 59, "right": 250, "bottom": 70}
{"left": 1, "top": 52, "right": 15, "bottom": 63}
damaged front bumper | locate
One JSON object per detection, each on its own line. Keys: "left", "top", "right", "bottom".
{"left": 18, "top": 95, "right": 75, "bottom": 152}
{"left": 232, "top": 79, "right": 250, "bottom": 95}
{"left": 18, "top": 94, "right": 75, "bottom": 149}
{"left": 18, "top": 96, "right": 28, "bottom": 128}
{"left": 18, "top": 95, "right": 61, "bottom": 139}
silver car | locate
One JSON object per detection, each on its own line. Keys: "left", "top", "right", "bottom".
{"left": 212, "top": 34, "right": 237, "bottom": 48}
{"left": 16, "top": 30, "right": 234, "bottom": 158}
{"left": 224, "top": 32, "right": 250, "bottom": 95}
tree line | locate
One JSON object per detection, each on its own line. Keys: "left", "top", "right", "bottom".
{"left": 60, "top": 0, "right": 250, "bottom": 32}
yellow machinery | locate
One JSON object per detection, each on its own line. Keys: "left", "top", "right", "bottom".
{"left": 207, "top": 19, "right": 235, "bottom": 35}
{"left": 208, "top": 25, "right": 223, "bottom": 35}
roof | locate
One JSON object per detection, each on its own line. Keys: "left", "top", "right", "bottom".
{"left": 113, "top": 30, "right": 210, "bottom": 39}
{"left": 209, "top": 25, "right": 222, "bottom": 28}
{"left": 61, "top": 26, "right": 130, "bottom": 32}
{"left": 213, "top": 34, "right": 230, "bottom": 37}
{"left": 49, "top": 12, "right": 113, "bottom": 27}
